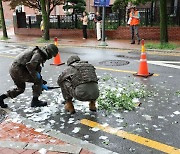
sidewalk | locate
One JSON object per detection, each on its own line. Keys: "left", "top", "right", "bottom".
{"left": 0, "top": 109, "right": 115, "bottom": 154}
{"left": 1, "top": 27, "right": 180, "bottom": 52}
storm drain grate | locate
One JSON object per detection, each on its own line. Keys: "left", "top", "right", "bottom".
{"left": 99, "top": 60, "right": 130, "bottom": 66}
{"left": 0, "top": 109, "right": 7, "bottom": 124}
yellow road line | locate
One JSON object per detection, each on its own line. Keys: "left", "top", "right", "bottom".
{"left": 95, "top": 66, "right": 159, "bottom": 76}
{"left": 81, "top": 119, "right": 180, "bottom": 154}
{"left": 0, "top": 54, "right": 160, "bottom": 77}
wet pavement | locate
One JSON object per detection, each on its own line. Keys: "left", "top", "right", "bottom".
{"left": 0, "top": 41, "right": 180, "bottom": 154}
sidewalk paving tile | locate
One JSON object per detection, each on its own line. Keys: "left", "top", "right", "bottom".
{"left": 0, "top": 117, "right": 94, "bottom": 154}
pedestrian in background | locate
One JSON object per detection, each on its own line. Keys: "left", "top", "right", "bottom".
{"left": 94, "top": 12, "right": 102, "bottom": 41}
{"left": 81, "top": 12, "right": 88, "bottom": 39}
{"left": 0, "top": 44, "right": 58, "bottom": 108}
{"left": 128, "top": 6, "right": 141, "bottom": 44}
{"left": 40, "top": 19, "right": 44, "bottom": 37}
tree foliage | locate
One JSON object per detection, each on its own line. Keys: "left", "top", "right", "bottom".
{"left": 112, "top": 0, "right": 128, "bottom": 12}
{"left": 3, "top": 0, "right": 64, "bottom": 15}
{"left": 63, "top": 0, "right": 86, "bottom": 14}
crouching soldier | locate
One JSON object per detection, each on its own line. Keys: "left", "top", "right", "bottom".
{"left": 0, "top": 44, "right": 58, "bottom": 108}
{"left": 57, "top": 56, "right": 99, "bottom": 114}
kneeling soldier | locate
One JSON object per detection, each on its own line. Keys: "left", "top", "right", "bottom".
{"left": 57, "top": 55, "right": 99, "bottom": 114}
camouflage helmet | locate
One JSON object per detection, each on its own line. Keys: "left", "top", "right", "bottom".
{"left": 67, "top": 55, "right": 80, "bottom": 66}
{"left": 46, "top": 44, "right": 58, "bottom": 59}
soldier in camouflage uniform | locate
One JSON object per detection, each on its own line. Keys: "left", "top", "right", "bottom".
{"left": 57, "top": 55, "right": 99, "bottom": 114}
{"left": 0, "top": 44, "right": 58, "bottom": 108}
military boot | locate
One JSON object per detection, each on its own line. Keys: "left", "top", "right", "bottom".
{"left": 0, "top": 94, "right": 8, "bottom": 108}
{"left": 89, "top": 101, "right": 97, "bottom": 112}
{"left": 65, "top": 101, "right": 75, "bottom": 114}
{"left": 31, "top": 97, "right": 47, "bottom": 107}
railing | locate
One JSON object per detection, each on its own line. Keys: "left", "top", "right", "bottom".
{"left": 25, "top": 7, "right": 180, "bottom": 30}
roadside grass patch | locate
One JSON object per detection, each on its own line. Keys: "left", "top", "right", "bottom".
{"left": 97, "top": 75, "right": 149, "bottom": 113}
{"left": 36, "top": 38, "right": 53, "bottom": 43}
{"left": 146, "top": 43, "right": 178, "bottom": 50}
{"left": 0, "top": 36, "right": 9, "bottom": 40}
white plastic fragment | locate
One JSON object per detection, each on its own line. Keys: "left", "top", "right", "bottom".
{"left": 72, "top": 127, "right": 81, "bottom": 133}
{"left": 173, "top": 111, "right": 180, "bottom": 115}
{"left": 38, "top": 148, "right": 47, "bottom": 154}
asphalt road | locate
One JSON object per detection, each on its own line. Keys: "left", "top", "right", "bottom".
{"left": 0, "top": 42, "right": 180, "bottom": 154}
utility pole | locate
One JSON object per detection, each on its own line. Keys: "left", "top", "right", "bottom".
{"left": 99, "top": 6, "right": 108, "bottom": 46}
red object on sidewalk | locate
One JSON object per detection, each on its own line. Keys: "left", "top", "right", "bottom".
{"left": 133, "top": 39, "right": 153, "bottom": 78}
{"left": 51, "top": 37, "right": 65, "bottom": 66}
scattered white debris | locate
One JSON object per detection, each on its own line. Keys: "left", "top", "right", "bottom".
{"left": 116, "top": 119, "right": 124, "bottom": 123}
{"left": 153, "top": 125, "right": 158, "bottom": 128}
{"left": 68, "top": 118, "right": 74, "bottom": 124}
{"left": 142, "top": 115, "right": 152, "bottom": 121}
{"left": 135, "top": 128, "right": 142, "bottom": 133}
{"left": 49, "top": 120, "right": 55, "bottom": 124}
{"left": 38, "top": 148, "right": 47, "bottom": 154}
{"left": 99, "top": 136, "right": 108, "bottom": 140}
{"left": 72, "top": 127, "right": 81, "bottom": 133}
{"left": 84, "top": 135, "right": 89, "bottom": 139}
{"left": 91, "top": 127, "right": 100, "bottom": 132}
{"left": 158, "top": 116, "right": 165, "bottom": 119}
{"left": 173, "top": 111, "right": 180, "bottom": 115}
{"left": 170, "top": 114, "right": 175, "bottom": 117}
{"left": 102, "top": 123, "right": 109, "bottom": 127}
{"left": 35, "top": 128, "right": 45, "bottom": 132}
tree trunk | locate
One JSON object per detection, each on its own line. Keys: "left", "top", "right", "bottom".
{"left": 160, "top": 0, "right": 168, "bottom": 44}
{"left": 40, "top": 0, "right": 49, "bottom": 40}
{"left": 0, "top": 0, "right": 8, "bottom": 38}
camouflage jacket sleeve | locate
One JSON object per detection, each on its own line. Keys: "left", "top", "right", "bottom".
{"left": 57, "top": 67, "right": 75, "bottom": 85}
{"left": 26, "top": 51, "right": 44, "bottom": 82}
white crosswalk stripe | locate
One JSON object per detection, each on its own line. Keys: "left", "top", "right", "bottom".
{"left": 148, "top": 61, "right": 180, "bottom": 69}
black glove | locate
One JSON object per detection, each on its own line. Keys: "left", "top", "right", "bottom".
{"left": 43, "top": 80, "right": 47, "bottom": 85}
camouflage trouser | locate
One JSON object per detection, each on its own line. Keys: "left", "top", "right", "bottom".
{"left": 59, "top": 81, "right": 74, "bottom": 101}
{"left": 59, "top": 81, "right": 99, "bottom": 102}
{"left": 6, "top": 64, "right": 42, "bottom": 98}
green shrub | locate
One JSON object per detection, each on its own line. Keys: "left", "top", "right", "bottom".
{"left": 146, "top": 43, "right": 178, "bottom": 50}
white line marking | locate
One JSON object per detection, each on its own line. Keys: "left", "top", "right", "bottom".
{"left": 148, "top": 61, "right": 180, "bottom": 69}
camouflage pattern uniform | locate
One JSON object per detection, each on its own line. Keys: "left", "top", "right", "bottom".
{"left": 0, "top": 44, "right": 58, "bottom": 108}
{"left": 57, "top": 56, "right": 99, "bottom": 113}
{"left": 7, "top": 46, "right": 45, "bottom": 98}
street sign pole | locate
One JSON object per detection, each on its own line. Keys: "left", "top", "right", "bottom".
{"left": 99, "top": 6, "right": 108, "bottom": 46}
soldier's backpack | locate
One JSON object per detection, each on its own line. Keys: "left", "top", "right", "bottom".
{"left": 71, "top": 61, "right": 98, "bottom": 88}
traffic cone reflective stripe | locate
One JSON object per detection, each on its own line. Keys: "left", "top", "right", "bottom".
{"left": 51, "top": 37, "right": 65, "bottom": 66}
{"left": 133, "top": 39, "right": 153, "bottom": 78}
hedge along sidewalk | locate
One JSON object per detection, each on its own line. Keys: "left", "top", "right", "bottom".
{"left": 0, "top": 109, "right": 116, "bottom": 154}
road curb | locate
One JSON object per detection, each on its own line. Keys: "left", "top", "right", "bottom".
{"left": 7, "top": 111, "right": 117, "bottom": 154}
{"left": 1, "top": 40, "right": 180, "bottom": 53}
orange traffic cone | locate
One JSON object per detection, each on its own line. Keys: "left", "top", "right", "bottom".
{"left": 133, "top": 39, "right": 153, "bottom": 78}
{"left": 51, "top": 37, "right": 65, "bottom": 66}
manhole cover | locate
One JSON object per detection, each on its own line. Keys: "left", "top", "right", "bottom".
{"left": 99, "top": 60, "right": 130, "bottom": 66}
{"left": 0, "top": 109, "right": 7, "bottom": 123}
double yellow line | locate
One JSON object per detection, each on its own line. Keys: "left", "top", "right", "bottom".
{"left": 81, "top": 119, "right": 180, "bottom": 154}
